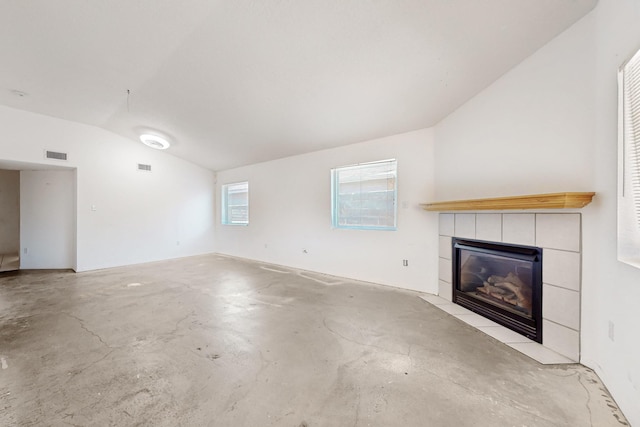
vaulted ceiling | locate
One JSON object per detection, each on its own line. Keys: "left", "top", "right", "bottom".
{"left": 0, "top": 0, "right": 598, "bottom": 171}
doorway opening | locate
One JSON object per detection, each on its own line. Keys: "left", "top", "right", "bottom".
{"left": 0, "top": 169, "right": 20, "bottom": 272}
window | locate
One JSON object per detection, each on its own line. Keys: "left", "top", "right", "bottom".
{"left": 619, "top": 47, "right": 640, "bottom": 267}
{"left": 222, "top": 181, "right": 249, "bottom": 225}
{"left": 331, "top": 159, "right": 397, "bottom": 230}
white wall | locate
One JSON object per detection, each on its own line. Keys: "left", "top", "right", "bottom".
{"left": 434, "top": 2, "right": 640, "bottom": 424}
{"left": 434, "top": 16, "right": 596, "bottom": 199}
{"left": 0, "top": 170, "right": 20, "bottom": 254}
{"left": 590, "top": 1, "right": 640, "bottom": 425}
{"left": 0, "top": 105, "right": 216, "bottom": 271}
{"left": 20, "top": 170, "right": 75, "bottom": 269}
{"left": 216, "top": 129, "right": 438, "bottom": 293}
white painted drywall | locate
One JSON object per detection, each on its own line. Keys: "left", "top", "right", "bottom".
{"left": 588, "top": 1, "right": 640, "bottom": 425}
{"left": 0, "top": 170, "right": 20, "bottom": 254}
{"left": 434, "top": 17, "right": 596, "bottom": 199}
{"left": 0, "top": 105, "right": 216, "bottom": 271}
{"left": 434, "top": 1, "right": 640, "bottom": 424}
{"left": 215, "top": 129, "right": 438, "bottom": 293}
{"left": 20, "top": 170, "right": 75, "bottom": 269}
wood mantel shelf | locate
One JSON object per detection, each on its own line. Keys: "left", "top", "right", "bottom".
{"left": 420, "top": 192, "right": 595, "bottom": 212}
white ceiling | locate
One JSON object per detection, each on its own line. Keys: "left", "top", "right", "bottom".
{"left": 0, "top": 0, "right": 597, "bottom": 171}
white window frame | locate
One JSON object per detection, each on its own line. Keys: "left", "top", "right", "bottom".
{"left": 618, "top": 47, "right": 640, "bottom": 268}
{"left": 331, "top": 159, "right": 398, "bottom": 231}
{"left": 221, "top": 181, "right": 249, "bottom": 226}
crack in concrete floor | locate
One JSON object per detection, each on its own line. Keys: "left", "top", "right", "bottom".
{"left": 0, "top": 254, "right": 630, "bottom": 426}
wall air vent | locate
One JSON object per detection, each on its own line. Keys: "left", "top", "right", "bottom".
{"left": 138, "top": 163, "right": 152, "bottom": 172}
{"left": 45, "top": 150, "right": 68, "bottom": 161}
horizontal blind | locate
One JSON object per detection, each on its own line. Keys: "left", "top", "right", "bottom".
{"left": 332, "top": 159, "right": 397, "bottom": 229}
{"left": 623, "top": 49, "right": 640, "bottom": 225}
{"left": 223, "top": 181, "right": 249, "bottom": 225}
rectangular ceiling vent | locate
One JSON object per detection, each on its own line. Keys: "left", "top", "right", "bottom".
{"left": 137, "top": 163, "right": 152, "bottom": 172}
{"left": 45, "top": 150, "right": 68, "bottom": 161}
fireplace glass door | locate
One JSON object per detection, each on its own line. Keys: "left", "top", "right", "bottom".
{"left": 452, "top": 238, "right": 542, "bottom": 343}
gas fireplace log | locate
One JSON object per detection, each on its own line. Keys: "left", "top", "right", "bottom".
{"left": 477, "top": 282, "right": 521, "bottom": 306}
{"left": 480, "top": 284, "right": 511, "bottom": 302}
{"left": 487, "top": 273, "right": 532, "bottom": 311}
{"left": 477, "top": 283, "right": 507, "bottom": 296}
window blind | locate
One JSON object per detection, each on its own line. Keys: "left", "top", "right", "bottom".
{"left": 623, "top": 49, "right": 640, "bottom": 225}
{"left": 331, "top": 159, "right": 397, "bottom": 230}
{"left": 222, "top": 181, "right": 249, "bottom": 225}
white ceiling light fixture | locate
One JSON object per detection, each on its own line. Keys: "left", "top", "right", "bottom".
{"left": 140, "top": 134, "right": 170, "bottom": 150}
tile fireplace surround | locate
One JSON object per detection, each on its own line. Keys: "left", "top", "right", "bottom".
{"left": 432, "top": 212, "right": 582, "bottom": 364}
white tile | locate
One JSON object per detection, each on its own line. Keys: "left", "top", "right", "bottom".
{"left": 454, "top": 213, "right": 475, "bottom": 238}
{"left": 419, "top": 293, "right": 450, "bottom": 306}
{"left": 439, "top": 236, "right": 452, "bottom": 260}
{"left": 438, "top": 258, "right": 452, "bottom": 283}
{"left": 543, "top": 285, "right": 580, "bottom": 330}
{"left": 502, "top": 214, "right": 535, "bottom": 246}
{"left": 438, "top": 303, "right": 472, "bottom": 315}
{"left": 508, "top": 342, "right": 575, "bottom": 364}
{"left": 543, "top": 320, "right": 579, "bottom": 361}
{"left": 438, "top": 280, "right": 452, "bottom": 301}
{"left": 478, "top": 326, "right": 532, "bottom": 343}
{"left": 439, "top": 213, "right": 454, "bottom": 236}
{"left": 475, "top": 214, "right": 502, "bottom": 242}
{"left": 536, "top": 214, "right": 581, "bottom": 252}
{"left": 423, "top": 290, "right": 579, "bottom": 364}
{"left": 543, "top": 249, "right": 581, "bottom": 291}
{"left": 454, "top": 313, "right": 501, "bottom": 327}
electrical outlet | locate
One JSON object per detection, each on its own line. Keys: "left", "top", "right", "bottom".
{"left": 23, "top": 247, "right": 28, "bottom": 255}
{"left": 608, "top": 321, "right": 615, "bottom": 341}
{"left": 403, "top": 259, "right": 408, "bottom": 267}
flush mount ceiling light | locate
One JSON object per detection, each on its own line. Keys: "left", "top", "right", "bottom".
{"left": 140, "top": 134, "right": 170, "bottom": 150}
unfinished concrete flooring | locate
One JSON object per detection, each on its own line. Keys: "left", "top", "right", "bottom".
{"left": 0, "top": 255, "right": 629, "bottom": 426}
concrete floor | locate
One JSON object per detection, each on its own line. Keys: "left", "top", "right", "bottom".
{"left": 0, "top": 254, "right": 629, "bottom": 426}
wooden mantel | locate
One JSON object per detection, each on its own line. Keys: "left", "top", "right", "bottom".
{"left": 420, "top": 192, "right": 595, "bottom": 212}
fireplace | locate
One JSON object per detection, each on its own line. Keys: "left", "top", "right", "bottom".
{"left": 452, "top": 238, "right": 543, "bottom": 343}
